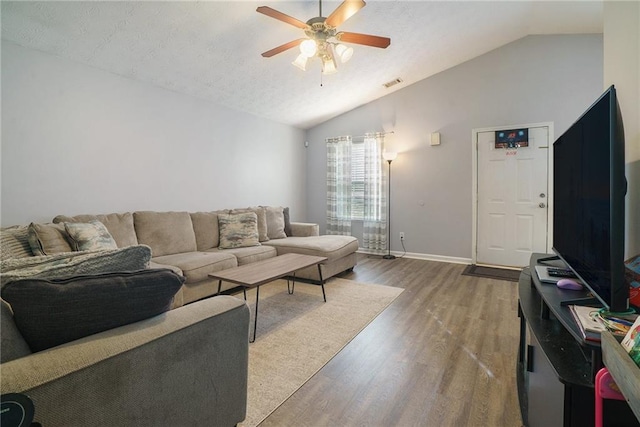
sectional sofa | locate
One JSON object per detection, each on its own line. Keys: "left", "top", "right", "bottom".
{"left": 3, "top": 207, "right": 359, "bottom": 307}
{"left": 0, "top": 206, "right": 359, "bottom": 426}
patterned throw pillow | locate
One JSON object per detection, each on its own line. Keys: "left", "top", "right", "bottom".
{"left": 64, "top": 220, "right": 118, "bottom": 251}
{"left": 218, "top": 212, "right": 260, "bottom": 249}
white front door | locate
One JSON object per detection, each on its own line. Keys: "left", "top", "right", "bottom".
{"left": 476, "top": 126, "right": 549, "bottom": 267}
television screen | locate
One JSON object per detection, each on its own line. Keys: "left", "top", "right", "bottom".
{"left": 552, "top": 85, "right": 628, "bottom": 313}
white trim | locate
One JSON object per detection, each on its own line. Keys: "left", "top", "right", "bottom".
{"left": 357, "top": 249, "right": 471, "bottom": 265}
{"left": 471, "top": 122, "right": 554, "bottom": 264}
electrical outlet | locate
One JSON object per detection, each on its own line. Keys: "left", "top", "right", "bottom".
{"left": 399, "top": 232, "right": 405, "bottom": 240}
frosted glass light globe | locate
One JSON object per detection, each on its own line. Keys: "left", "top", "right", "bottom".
{"left": 335, "top": 44, "right": 353, "bottom": 63}
{"left": 300, "top": 39, "right": 317, "bottom": 57}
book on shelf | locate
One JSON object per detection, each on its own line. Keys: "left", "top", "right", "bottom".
{"left": 569, "top": 305, "right": 638, "bottom": 342}
{"left": 569, "top": 305, "right": 607, "bottom": 342}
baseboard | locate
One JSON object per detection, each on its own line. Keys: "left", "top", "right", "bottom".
{"left": 357, "top": 250, "right": 471, "bottom": 265}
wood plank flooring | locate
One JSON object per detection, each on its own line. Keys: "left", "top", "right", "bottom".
{"left": 260, "top": 254, "right": 523, "bottom": 427}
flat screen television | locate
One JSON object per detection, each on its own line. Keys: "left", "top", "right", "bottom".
{"left": 552, "top": 85, "right": 630, "bottom": 313}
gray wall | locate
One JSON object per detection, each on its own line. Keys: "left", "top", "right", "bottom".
{"left": 305, "top": 35, "right": 604, "bottom": 261}
{"left": 1, "top": 41, "right": 307, "bottom": 226}
{"left": 604, "top": 2, "right": 640, "bottom": 259}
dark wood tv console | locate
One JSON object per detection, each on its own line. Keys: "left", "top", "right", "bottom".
{"left": 517, "top": 253, "right": 639, "bottom": 427}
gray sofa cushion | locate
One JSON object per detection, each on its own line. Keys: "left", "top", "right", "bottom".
{"left": 1, "top": 269, "right": 184, "bottom": 352}
{"left": 134, "top": 211, "right": 197, "bottom": 257}
{"left": 190, "top": 211, "right": 220, "bottom": 251}
{"left": 263, "top": 235, "right": 359, "bottom": 262}
{"left": 152, "top": 251, "right": 237, "bottom": 283}
{"left": 53, "top": 212, "right": 139, "bottom": 248}
{"left": 207, "top": 245, "right": 277, "bottom": 266}
{"left": 1, "top": 299, "right": 32, "bottom": 362}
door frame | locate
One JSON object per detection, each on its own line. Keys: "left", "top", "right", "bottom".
{"left": 471, "top": 121, "right": 555, "bottom": 266}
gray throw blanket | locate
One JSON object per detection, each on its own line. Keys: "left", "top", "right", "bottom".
{"left": 0, "top": 245, "right": 152, "bottom": 287}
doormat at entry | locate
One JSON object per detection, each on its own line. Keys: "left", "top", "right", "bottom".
{"left": 462, "top": 264, "right": 522, "bottom": 282}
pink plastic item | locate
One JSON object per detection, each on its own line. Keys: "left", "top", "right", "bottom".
{"left": 595, "top": 367, "right": 626, "bottom": 427}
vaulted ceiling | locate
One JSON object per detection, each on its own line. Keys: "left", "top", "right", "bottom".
{"left": 1, "top": 1, "right": 603, "bottom": 129}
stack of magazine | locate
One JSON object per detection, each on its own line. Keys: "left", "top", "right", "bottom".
{"left": 568, "top": 305, "right": 638, "bottom": 342}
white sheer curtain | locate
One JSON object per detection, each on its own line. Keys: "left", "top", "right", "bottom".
{"left": 362, "top": 133, "right": 387, "bottom": 251}
{"left": 326, "top": 136, "right": 352, "bottom": 235}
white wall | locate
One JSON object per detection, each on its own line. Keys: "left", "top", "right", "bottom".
{"left": 1, "top": 41, "right": 307, "bottom": 226}
{"left": 305, "top": 35, "right": 603, "bottom": 260}
{"left": 604, "top": 1, "right": 640, "bottom": 259}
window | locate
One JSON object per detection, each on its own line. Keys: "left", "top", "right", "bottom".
{"left": 327, "top": 133, "right": 386, "bottom": 224}
{"left": 327, "top": 133, "right": 388, "bottom": 250}
{"left": 350, "top": 142, "right": 365, "bottom": 220}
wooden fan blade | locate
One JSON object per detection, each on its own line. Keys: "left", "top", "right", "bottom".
{"left": 261, "top": 38, "right": 306, "bottom": 58}
{"left": 256, "top": 6, "right": 308, "bottom": 29}
{"left": 336, "top": 32, "right": 391, "bottom": 48}
{"left": 325, "top": 0, "right": 366, "bottom": 28}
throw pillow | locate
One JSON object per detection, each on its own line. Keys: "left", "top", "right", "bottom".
{"left": 27, "top": 223, "right": 73, "bottom": 256}
{"left": 1, "top": 269, "right": 185, "bottom": 352}
{"left": 64, "top": 220, "right": 118, "bottom": 251}
{"left": 218, "top": 212, "right": 260, "bottom": 249}
{"left": 233, "top": 207, "right": 269, "bottom": 242}
{"left": 264, "top": 206, "right": 287, "bottom": 240}
{"left": 283, "top": 207, "right": 292, "bottom": 237}
{"left": 54, "top": 212, "right": 139, "bottom": 248}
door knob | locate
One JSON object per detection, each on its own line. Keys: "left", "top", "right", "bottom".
{"left": 539, "top": 203, "right": 546, "bottom": 208}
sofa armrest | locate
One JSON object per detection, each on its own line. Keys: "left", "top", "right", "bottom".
{"left": 290, "top": 222, "right": 319, "bottom": 237}
{"left": 1, "top": 296, "right": 249, "bottom": 427}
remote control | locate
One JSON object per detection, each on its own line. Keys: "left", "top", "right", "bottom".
{"left": 547, "top": 268, "right": 577, "bottom": 278}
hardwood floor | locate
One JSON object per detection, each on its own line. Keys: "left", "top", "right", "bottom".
{"left": 260, "top": 254, "right": 523, "bottom": 427}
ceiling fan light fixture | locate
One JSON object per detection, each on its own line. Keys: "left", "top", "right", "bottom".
{"left": 299, "top": 39, "right": 317, "bottom": 57}
{"left": 322, "top": 56, "right": 338, "bottom": 75}
{"left": 335, "top": 43, "right": 353, "bottom": 63}
{"left": 292, "top": 53, "right": 308, "bottom": 71}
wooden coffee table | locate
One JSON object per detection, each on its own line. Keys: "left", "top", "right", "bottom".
{"left": 209, "top": 253, "right": 327, "bottom": 342}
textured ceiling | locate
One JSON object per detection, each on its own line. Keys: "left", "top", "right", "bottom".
{"left": 1, "top": 1, "right": 603, "bottom": 129}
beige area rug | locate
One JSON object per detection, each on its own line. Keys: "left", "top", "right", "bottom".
{"left": 237, "top": 278, "right": 404, "bottom": 427}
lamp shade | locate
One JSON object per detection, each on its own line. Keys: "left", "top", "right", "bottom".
{"left": 300, "top": 39, "right": 317, "bottom": 57}
{"left": 292, "top": 54, "right": 308, "bottom": 71}
{"left": 335, "top": 44, "right": 354, "bottom": 63}
{"left": 322, "top": 55, "right": 337, "bottom": 75}
{"left": 382, "top": 151, "right": 398, "bottom": 161}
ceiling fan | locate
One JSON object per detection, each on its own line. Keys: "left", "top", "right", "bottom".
{"left": 257, "top": 0, "right": 391, "bottom": 74}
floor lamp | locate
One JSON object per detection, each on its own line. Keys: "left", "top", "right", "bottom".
{"left": 382, "top": 151, "right": 397, "bottom": 259}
